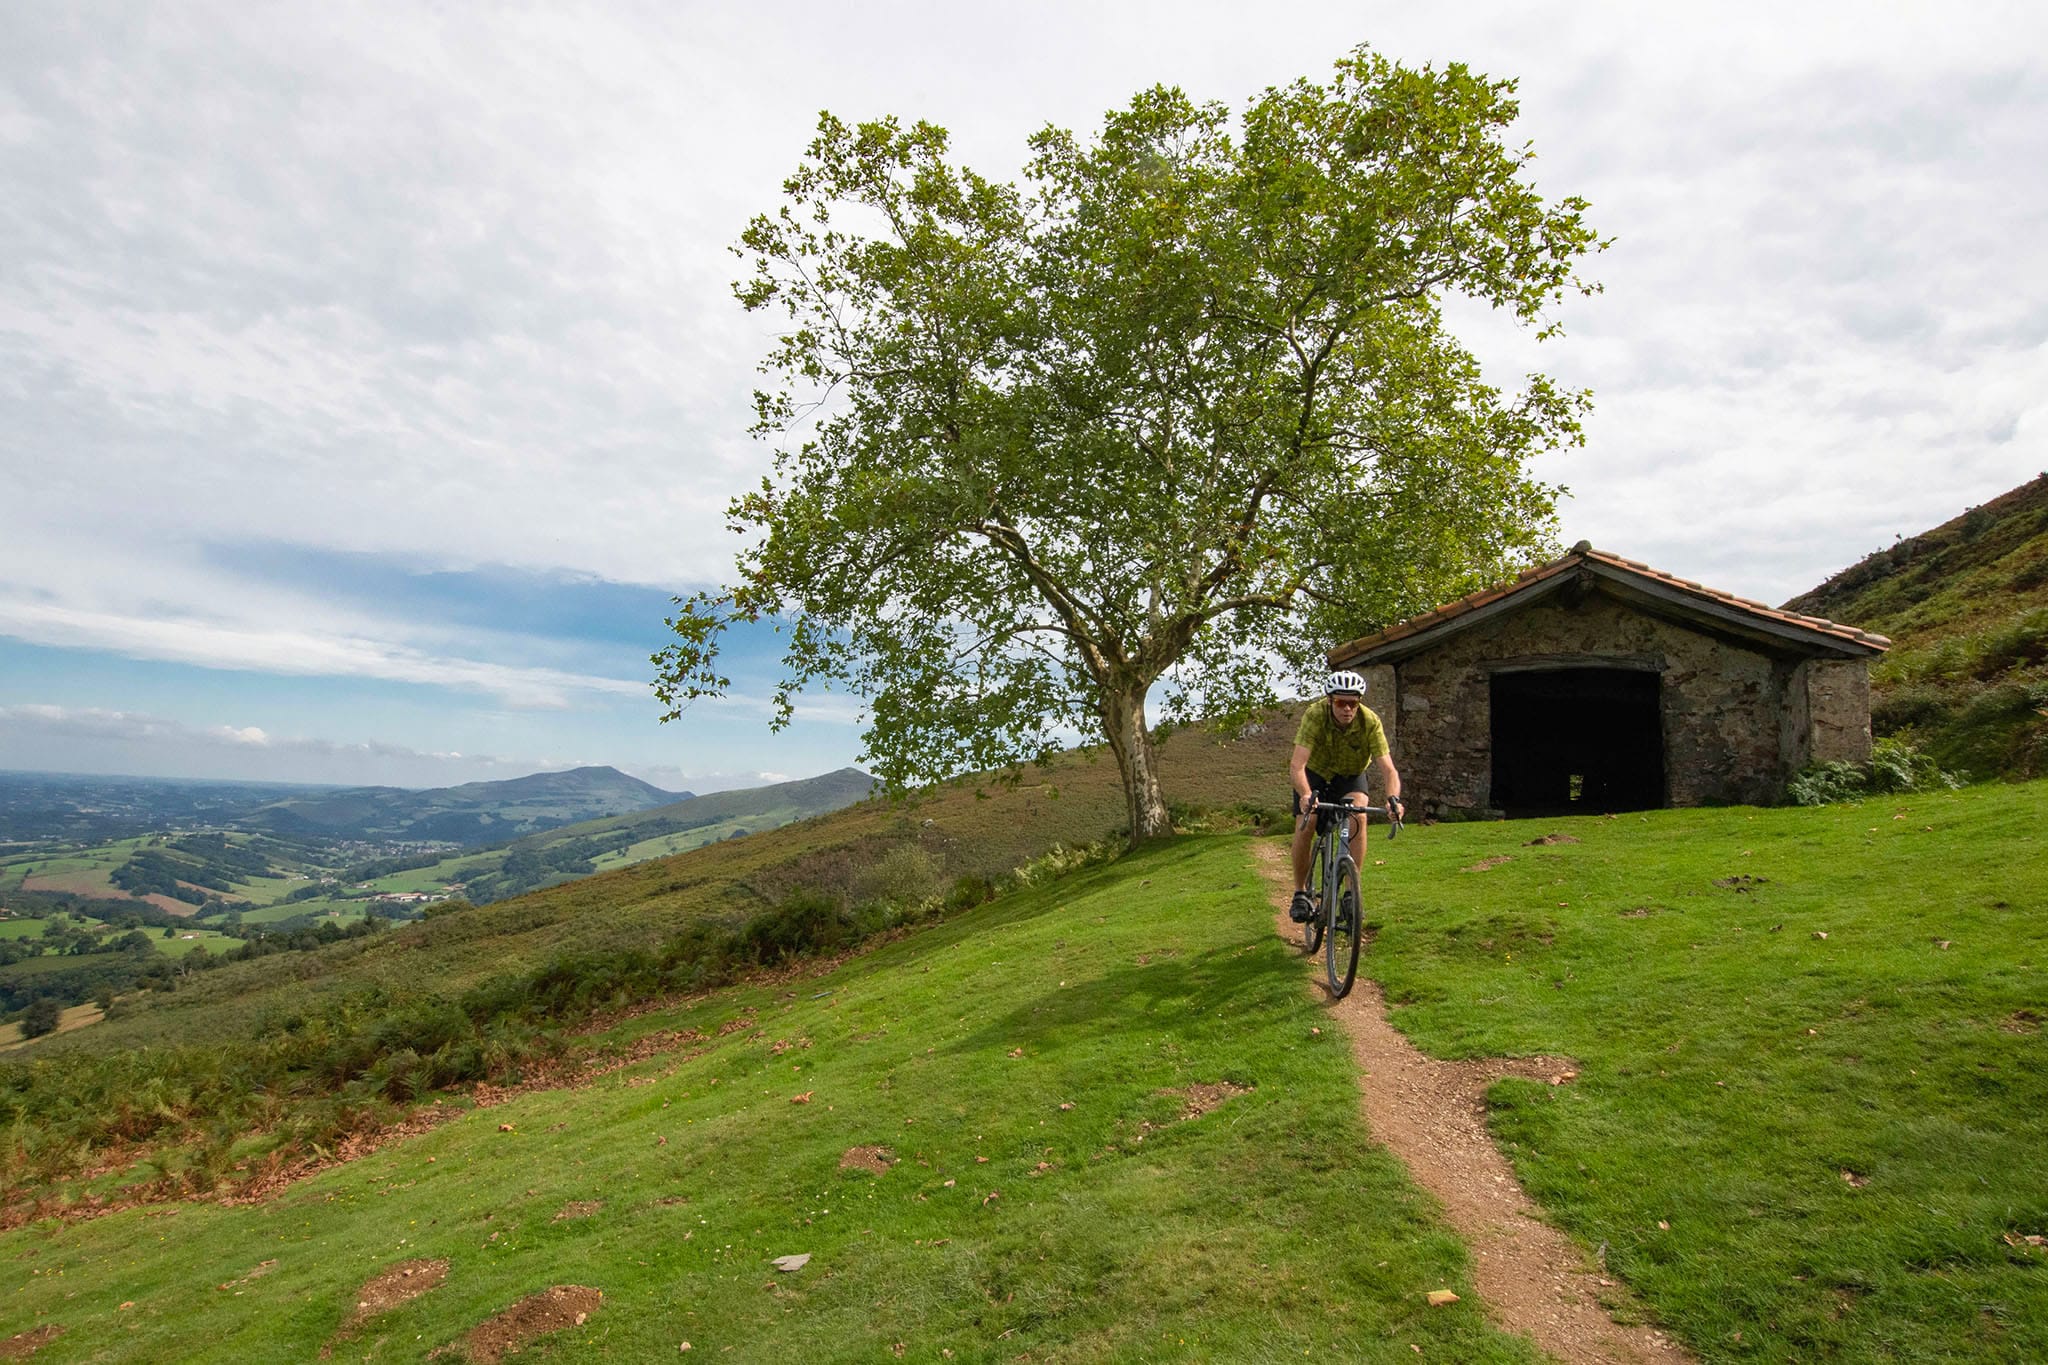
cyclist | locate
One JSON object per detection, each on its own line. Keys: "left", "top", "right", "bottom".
{"left": 1289, "top": 670, "right": 1404, "bottom": 922}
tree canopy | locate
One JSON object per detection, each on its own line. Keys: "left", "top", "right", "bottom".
{"left": 655, "top": 47, "right": 1603, "bottom": 844}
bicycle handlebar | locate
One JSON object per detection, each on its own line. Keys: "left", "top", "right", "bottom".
{"left": 1301, "top": 797, "right": 1402, "bottom": 839}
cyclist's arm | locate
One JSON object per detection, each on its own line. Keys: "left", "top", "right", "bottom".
{"left": 1375, "top": 753, "right": 1404, "bottom": 815}
{"left": 1290, "top": 744, "right": 1314, "bottom": 811}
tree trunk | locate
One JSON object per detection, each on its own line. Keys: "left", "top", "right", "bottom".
{"left": 1101, "top": 684, "right": 1173, "bottom": 849}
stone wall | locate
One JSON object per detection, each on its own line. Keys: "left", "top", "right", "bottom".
{"left": 1796, "top": 658, "right": 1874, "bottom": 767}
{"left": 1380, "top": 589, "right": 1857, "bottom": 813}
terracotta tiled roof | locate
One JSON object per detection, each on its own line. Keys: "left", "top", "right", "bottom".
{"left": 1329, "top": 544, "right": 1891, "bottom": 666}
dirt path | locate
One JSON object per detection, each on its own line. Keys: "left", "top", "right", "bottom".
{"left": 1248, "top": 841, "right": 1693, "bottom": 1365}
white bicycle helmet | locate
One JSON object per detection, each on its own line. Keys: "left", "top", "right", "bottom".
{"left": 1325, "top": 669, "right": 1367, "bottom": 697}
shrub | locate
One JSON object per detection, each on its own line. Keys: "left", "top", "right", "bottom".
{"left": 1871, "top": 684, "right": 1953, "bottom": 734}
{"left": 19, "top": 997, "right": 61, "bottom": 1039}
{"left": 368, "top": 999, "right": 471, "bottom": 1058}
{"left": 1789, "top": 738, "right": 1958, "bottom": 806}
{"left": 852, "top": 845, "right": 941, "bottom": 911}
{"left": 1013, "top": 841, "right": 1115, "bottom": 888}
{"left": 1866, "top": 737, "right": 1959, "bottom": 793}
{"left": 1969, "top": 608, "right": 2048, "bottom": 679}
{"left": 1786, "top": 761, "right": 1869, "bottom": 808}
{"left": 739, "top": 890, "right": 858, "bottom": 966}
{"left": 943, "top": 874, "right": 997, "bottom": 912}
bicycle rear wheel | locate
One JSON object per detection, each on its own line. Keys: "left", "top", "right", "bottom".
{"left": 1324, "top": 853, "right": 1362, "bottom": 998}
{"left": 1301, "top": 834, "right": 1326, "bottom": 954}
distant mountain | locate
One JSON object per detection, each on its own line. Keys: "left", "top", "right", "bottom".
{"left": 1783, "top": 473, "right": 2048, "bottom": 779}
{"left": 245, "top": 765, "right": 689, "bottom": 845}
{"left": 0, "top": 771, "right": 336, "bottom": 844}
{"left": 401, "top": 767, "right": 878, "bottom": 904}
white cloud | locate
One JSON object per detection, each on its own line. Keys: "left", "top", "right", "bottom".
{"left": 2, "top": 2, "right": 2044, "bottom": 785}
{"left": 0, "top": 580, "right": 642, "bottom": 709}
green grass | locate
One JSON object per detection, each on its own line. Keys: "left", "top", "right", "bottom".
{"left": 0, "top": 839, "right": 1537, "bottom": 1364}
{"left": 154, "top": 928, "right": 239, "bottom": 960}
{"left": 4, "top": 781, "right": 2046, "bottom": 1360}
{"left": 364, "top": 859, "right": 492, "bottom": 894}
{"left": 586, "top": 817, "right": 776, "bottom": 869}
{"left": 35, "top": 717, "right": 1296, "bottom": 1058}
{"left": 229, "top": 899, "right": 370, "bottom": 926}
{"left": 220, "top": 872, "right": 302, "bottom": 903}
{"left": 1365, "top": 781, "right": 2048, "bottom": 1360}
{"left": 0, "top": 919, "right": 47, "bottom": 941}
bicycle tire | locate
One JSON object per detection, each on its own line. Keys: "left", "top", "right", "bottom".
{"left": 1324, "top": 853, "right": 1362, "bottom": 998}
{"left": 1302, "top": 833, "right": 1326, "bottom": 954}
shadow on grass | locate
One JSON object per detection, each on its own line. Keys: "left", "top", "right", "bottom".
{"left": 933, "top": 838, "right": 1302, "bottom": 1064}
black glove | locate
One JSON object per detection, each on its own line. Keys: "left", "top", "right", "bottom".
{"left": 1387, "top": 794, "right": 1406, "bottom": 821}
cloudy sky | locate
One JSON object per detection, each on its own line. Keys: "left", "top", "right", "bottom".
{"left": 4, "top": 2, "right": 2043, "bottom": 791}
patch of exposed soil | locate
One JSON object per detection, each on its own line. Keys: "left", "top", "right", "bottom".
{"left": 1249, "top": 840, "right": 1694, "bottom": 1365}
{"left": 0, "top": 1325, "right": 61, "bottom": 1360}
{"left": 839, "top": 1145, "right": 895, "bottom": 1175}
{"left": 322, "top": 1257, "right": 449, "bottom": 1355}
{"left": 217, "top": 1257, "right": 277, "bottom": 1290}
{"left": 1462, "top": 855, "right": 1514, "bottom": 872}
{"left": 552, "top": 1200, "right": 603, "bottom": 1221}
{"left": 439, "top": 1285, "right": 602, "bottom": 1364}
{"left": 2002, "top": 1009, "right": 2041, "bottom": 1035}
{"left": 1527, "top": 834, "right": 1581, "bottom": 846}
{"left": 1157, "top": 1081, "right": 1251, "bottom": 1121}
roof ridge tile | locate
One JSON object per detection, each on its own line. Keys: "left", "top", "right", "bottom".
{"left": 1328, "top": 547, "right": 1889, "bottom": 664}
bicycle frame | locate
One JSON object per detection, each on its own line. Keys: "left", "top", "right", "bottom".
{"left": 1299, "top": 797, "right": 1399, "bottom": 997}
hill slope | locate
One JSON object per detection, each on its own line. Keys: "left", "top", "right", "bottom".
{"left": 0, "top": 838, "right": 1540, "bottom": 1362}
{"left": 1783, "top": 472, "right": 2048, "bottom": 779}
{"left": 5, "top": 781, "right": 2044, "bottom": 1361}
{"left": 29, "top": 718, "right": 1296, "bottom": 1056}
{"left": 245, "top": 764, "right": 686, "bottom": 844}
{"left": 376, "top": 767, "right": 880, "bottom": 904}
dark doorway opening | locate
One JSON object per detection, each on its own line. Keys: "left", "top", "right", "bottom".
{"left": 1490, "top": 668, "right": 1664, "bottom": 817}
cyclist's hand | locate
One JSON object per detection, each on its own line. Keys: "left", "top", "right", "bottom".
{"left": 1387, "top": 794, "right": 1405, "bottom": 829}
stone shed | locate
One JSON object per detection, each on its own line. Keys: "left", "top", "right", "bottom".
{"left": 1329, "top": 543, "right": 1890, "bottom": 817}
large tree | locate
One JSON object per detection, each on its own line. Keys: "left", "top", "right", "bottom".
{"left": 655, "top": 48, "right": 1602, "bottom": 845}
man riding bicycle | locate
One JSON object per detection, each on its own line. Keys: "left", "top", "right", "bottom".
{"left": 1289, "top": 670, "right": 1404, "bottom": 922}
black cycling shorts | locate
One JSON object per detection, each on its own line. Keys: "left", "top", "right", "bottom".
{"left": 1295, "top": 769, "right": 1365, "bottom": 816}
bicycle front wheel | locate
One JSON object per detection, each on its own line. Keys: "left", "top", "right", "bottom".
{"left": 1302, "top": 834, "right": 1326, "bottom": 954}
{"left": 1324, "top": 853, "right": 1363, "bottom": 998}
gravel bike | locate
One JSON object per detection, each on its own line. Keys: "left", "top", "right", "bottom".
{"left": 1298, "top": 797, "right": 1400, "bottom": 998}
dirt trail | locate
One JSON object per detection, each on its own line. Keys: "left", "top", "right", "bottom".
{"left": 1249, "top": 841, "right": 1693, "bottom": 1365}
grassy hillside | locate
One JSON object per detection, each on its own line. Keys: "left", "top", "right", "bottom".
{"left": 25, "top": 717, "right": 1295, "bottom": 1057}
{"left": 4, "top": 780, "right": 2044, "bottom": 1361}
{"left": 0, "top": 838, "right": 1539, "bottom": 1364}
{"left": 1783, "top": 473, "right": 2048, "bottom": 779}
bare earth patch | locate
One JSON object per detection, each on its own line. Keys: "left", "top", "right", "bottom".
{"left": 1250, "top": 840, "right": 1694, "bottom": 1364}
{"left": 217, "top": 1257, "right": 277, "bottom": 1290}
{"left": 553, "top": 1200, "right": 603, "bottom": 1221}
{"left": 1157, "top": 1081, "right": 1251, "bottom": 1120}
{"left": 320, "top": 1258, "right": 448, "bottom": 1357}
{"left": 1462, "top": 855, "right": 1515, "bottom": 872}
{"left": 1527, "top": 833, "right": 1581, "bottom": 846}
{"left": 839, "top": 1144, "right": 895, "bottom": 1175}
{"left": 0, "top": 1325, "right": 61, "bottom": 1360}
{"left": 438, "top": 1285, "right": 603, "bottom": 1363}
